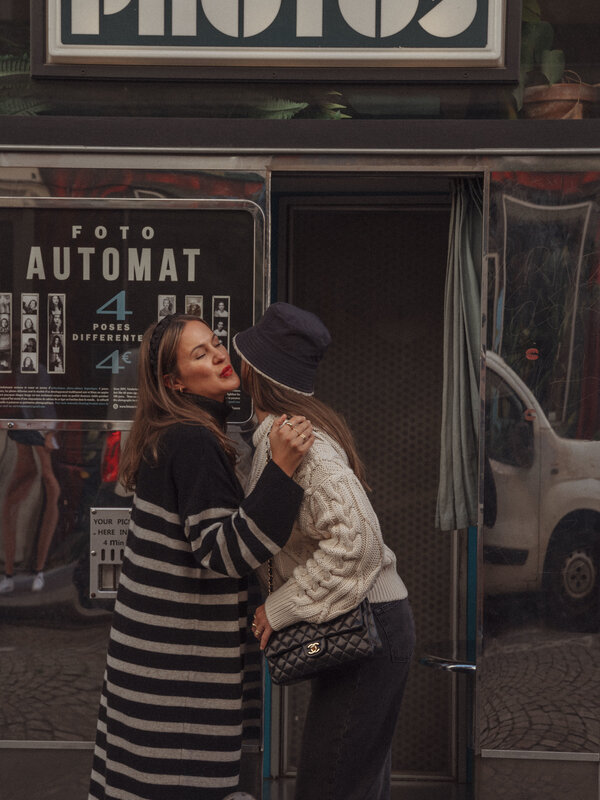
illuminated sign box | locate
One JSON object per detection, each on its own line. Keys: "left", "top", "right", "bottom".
{"left": 33, "top": 0, "right": 518, "bottom": 81}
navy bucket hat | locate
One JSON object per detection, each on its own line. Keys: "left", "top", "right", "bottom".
{"left": 233, "top": 302, "right": 331, "bottom": 395}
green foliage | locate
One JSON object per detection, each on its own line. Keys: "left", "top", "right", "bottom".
{"left": 307, "top": 91, "right": 352, "bottom": 120}
{"left": 0, "top": 53, "right": 50, "bottom": 116}
{"left": 521, "top": 0, "right": 542, "bottom": 23}
{"left": 0, "top": 53, "right": 30, "bottom": 77}
{"left": 243, "top": 90, "right": 351, "bottom": 120}
{"left": 514, "top": 0, "right": 565, "bottom": 110}
{"left": 0, "top": 97, "right": 48, "bottom": 116}
{"left": 249, "top": 98, "right": 309, "bottom": 119}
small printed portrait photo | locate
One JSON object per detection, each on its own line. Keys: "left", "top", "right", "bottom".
{"left": 50, "top": 334, "right": 64, "bottom": 358}
{"left": 213, "top": 296, "right": 230, "bottom": 320}
{"left": 48, "top": 293, "right": 65, "bottom": 329}
{"left": 185, "top": 295, "right": 204, "bottom": 318}
{"left": 49, "top": 294, "right": 64, "bottom": 315}
{"left": 0, "top": 316, "right": 10, "bottom": 352}
{"left": 22, "top": 315, "right": 37, "bottom": 334}
{"left": 50, "top": 313, "right": 64, "bottom": 334}
{"left": 213, "top": 319, "right": 228, "bottom": 347}
{"left": 22, "top": 294, "right": 39, "bottom": 316}
{"left": 21, "top": 354, "right": 37, "bottom": 372}
{"left": 49, "top": 353, "right": 64, "bottom": 373}
{"left": 22, "top": 335, "right": 37, "bottom": 353}
{"left": 49, "top": 334, "right": 65, "bottom": 373}
{"left": 0, "top": 294, "right": 11, "bottom": 314}
{"left": 0, "top": 351, "right": 10, "bottom": 372}
{"left": 158, "top": 295, "right": 175, "bottom": 318}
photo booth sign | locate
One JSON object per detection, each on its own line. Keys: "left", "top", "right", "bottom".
{"left": 0, "top": 198, "right": 262, "bottom": 425}
{"left": 33, "top": 0, "right": 517, "bottom": 80}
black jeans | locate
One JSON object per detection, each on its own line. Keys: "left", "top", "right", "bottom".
{"left": 294, "top": 598, "right": 416, "bottom": 800}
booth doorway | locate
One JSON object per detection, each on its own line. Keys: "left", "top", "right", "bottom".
{"left": 269, "top": 173, "right": 469, "bottom": 793}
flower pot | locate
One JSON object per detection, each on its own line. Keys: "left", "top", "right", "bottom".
{"left": 522, "top": 82, "right": 597, "bottom": 119}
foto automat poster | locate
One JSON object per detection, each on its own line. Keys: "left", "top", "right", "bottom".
{"left": 0, "top": 200, "right": 260, "bottom": 424}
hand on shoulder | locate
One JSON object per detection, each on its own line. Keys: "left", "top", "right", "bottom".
{"left": 269, "top": 414, "right": 314, "bottom": 477}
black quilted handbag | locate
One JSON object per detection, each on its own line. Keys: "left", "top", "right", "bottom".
{"left": 264, "top": 597, "right": 383, "bottom": 686}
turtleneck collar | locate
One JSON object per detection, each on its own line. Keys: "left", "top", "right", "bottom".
{"left": 187, "top": 393, "right": 232, "bottom": 430}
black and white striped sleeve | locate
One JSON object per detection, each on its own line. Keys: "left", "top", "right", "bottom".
{"left": 171, "top": 426, "right": 303, "bottom": 577}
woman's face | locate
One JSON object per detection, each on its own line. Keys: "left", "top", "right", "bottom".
{"left": 169, "top": 320, "right": 239, "bottom": 402}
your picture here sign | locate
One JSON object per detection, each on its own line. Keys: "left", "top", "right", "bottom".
{"left": 43, "top": 0, "right": 508, "bottom": 71}
{"left": 0, "top": 200, "right": 261, "bottom": 425}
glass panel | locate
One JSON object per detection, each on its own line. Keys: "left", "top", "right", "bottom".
{"left": 0, "top": 426, "right": 116, "bottom": 741}
{"left": 0, "top": 164, "right": 267, "bottom": 774}
{"left": 479, "top": 171, "right": 600, "bottom": 755}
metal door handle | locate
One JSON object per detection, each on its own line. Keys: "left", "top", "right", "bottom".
{"left": 420, "top": 654, "right": 476, "bottom": 673}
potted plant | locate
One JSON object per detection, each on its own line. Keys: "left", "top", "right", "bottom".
{"left": 516, "top": 0, "right": 597, "bottom": 119}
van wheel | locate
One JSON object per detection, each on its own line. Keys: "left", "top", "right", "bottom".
{"left": 544, "top": 532, "right": 599, "bottom": 632}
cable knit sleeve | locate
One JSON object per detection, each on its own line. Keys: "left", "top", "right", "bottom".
{"left": 264, "top": 463, "right": 385, "bottom": 630}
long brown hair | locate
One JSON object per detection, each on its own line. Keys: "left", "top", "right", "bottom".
{"left": 243, "top": 364, "right": 369, "bottom": 489}
{"left": 119, "top": 315, "right": 237, "bottom": 491}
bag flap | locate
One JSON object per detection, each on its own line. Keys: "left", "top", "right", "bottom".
{"left": 265, "top": 600, "right": 369, "bottom": 658}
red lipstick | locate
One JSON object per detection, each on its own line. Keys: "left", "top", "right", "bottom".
{"left": 220, "top": 365, "right": 233, "bottom": 378}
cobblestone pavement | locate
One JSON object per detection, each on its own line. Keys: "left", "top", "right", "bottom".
{"left": 1, "top": 590, "right": 599, "bottom": 800}
{"left": 0, "top": 615, "right": 110, "bottom": 742}
{"left": 0, "top": 594, "right": 111, "bottom": 800}
{"left": 479, "top": 621, "right": 600, "bottom": 753}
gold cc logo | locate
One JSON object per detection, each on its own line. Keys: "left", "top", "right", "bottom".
{"left": 307, "top": 642, "right": 322, "bottom": 656}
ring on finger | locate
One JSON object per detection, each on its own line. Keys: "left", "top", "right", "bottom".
{"left": 283, "top": 420, "right": 295, "bottom": 429}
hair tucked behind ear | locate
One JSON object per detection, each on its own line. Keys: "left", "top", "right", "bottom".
{"left": 119, "top": 315, "right": 237, "bottom": 491}
{"left": 243, "top": 363, "right": 369, "bottom": 490}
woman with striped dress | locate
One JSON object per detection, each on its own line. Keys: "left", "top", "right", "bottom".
{"left": 89, "top": 313, "right": 314, "bottom": 800}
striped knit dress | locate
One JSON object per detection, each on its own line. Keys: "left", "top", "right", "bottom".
{"left": 89, "top": 403, "right": 303, "bottom": 800}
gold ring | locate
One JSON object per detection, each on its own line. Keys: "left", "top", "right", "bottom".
{"left": 299, "top": 433, "right": 307, "bottom": 441}
{"left": 284, "top": 420, "right": 295, "bottom": 429}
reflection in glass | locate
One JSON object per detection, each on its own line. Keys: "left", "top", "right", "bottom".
{"left": 497, "top": 195, "right": 592, "bottom": 435}
{"left": 479, "top": 173, "right": 600, "bottom": 757}
{"left": 0, "top": 428, "right": 122, "bottom": 741}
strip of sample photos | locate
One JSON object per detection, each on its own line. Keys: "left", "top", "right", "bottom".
{"left": 212, "top": 296, "right": 230, "bottom": 349}
{"left": 48, "top": 293, "right": 66, "bottom": 374}
{"left": 21, "top": 293, "right": 39, "bottom": 374}
{"left": 0, "top": 292, "right": 12, "bottom": 372}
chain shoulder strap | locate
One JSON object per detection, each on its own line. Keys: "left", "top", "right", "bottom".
{"left": 265, "top": 441, "right": 274, "bottom": 596}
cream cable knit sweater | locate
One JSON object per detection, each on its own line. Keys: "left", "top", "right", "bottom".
{"left": 246, "top": 415, "right": 408, "bottom": 631}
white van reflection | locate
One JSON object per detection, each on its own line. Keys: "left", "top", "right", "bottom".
{"left": 484, "top": 351, "right": 600, "bottom": 631}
